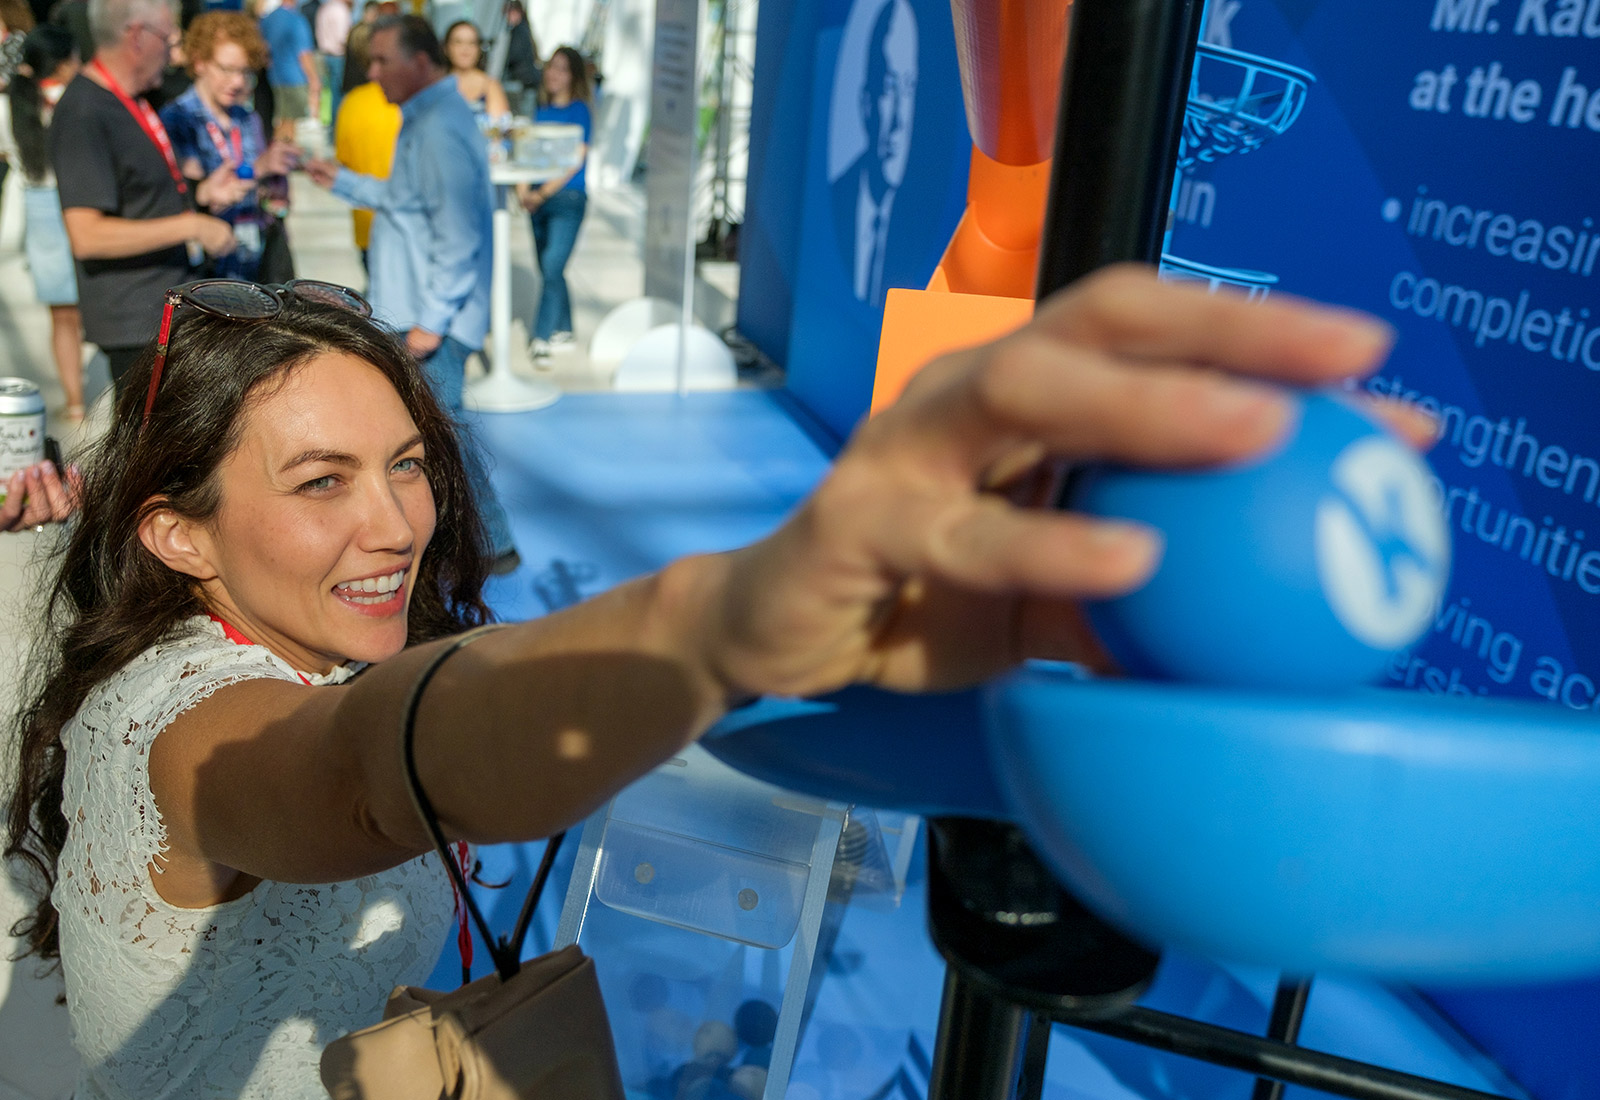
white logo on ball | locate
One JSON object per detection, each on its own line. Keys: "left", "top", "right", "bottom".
{"left": 1315, "top": 436, "right": 1450, "bottom": 649}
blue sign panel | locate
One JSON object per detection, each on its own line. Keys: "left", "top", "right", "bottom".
{"left": 1167, "top": 3, "right": 1600, "bottom": 1094}
{"left": 742, "top": 0, "right": 969, "bottom": 442}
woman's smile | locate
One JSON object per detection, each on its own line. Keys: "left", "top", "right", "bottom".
{"left": 332, "top": 565, "right": 409, "bottom": 613}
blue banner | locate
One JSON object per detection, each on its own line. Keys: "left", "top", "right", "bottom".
{"left": 1167, "top": 2, "right": 1600, "bottom": 1094}
{"left": 740, "top": 0, "right": 970, "bottom": 442}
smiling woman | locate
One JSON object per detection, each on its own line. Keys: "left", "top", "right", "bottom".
{"left": 3, "top": 268, "right": 1404, "bottom": 1099}
{"left": 5, "top": 295, "right": 488, "bottom": 1098}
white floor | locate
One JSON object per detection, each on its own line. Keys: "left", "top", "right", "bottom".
{"left": 0, "top": 165, "right": 724, "bottom": 1098}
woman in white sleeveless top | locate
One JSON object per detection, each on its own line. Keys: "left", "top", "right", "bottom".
{"left": 3, "top": 269, "right": 1403, "bottom": 1097}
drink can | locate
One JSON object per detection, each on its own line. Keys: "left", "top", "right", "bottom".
{"left": 0, "top": 378, "right": 46, "bottom": 505}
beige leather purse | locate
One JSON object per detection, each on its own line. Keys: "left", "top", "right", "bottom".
{"left": 321, "top": 631, "right": 627, "bottom": 1100}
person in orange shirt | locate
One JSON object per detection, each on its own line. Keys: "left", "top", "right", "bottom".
{"left": 333, "top": 24, "right": 400, "bottom": 271}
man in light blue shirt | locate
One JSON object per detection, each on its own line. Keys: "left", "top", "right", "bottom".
{"left": 307, "top": 14, "right": 516, "bottom": 567}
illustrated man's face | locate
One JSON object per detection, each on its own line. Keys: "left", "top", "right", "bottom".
{"left": 859, "top": 2, "right": 916, "bottom": 191}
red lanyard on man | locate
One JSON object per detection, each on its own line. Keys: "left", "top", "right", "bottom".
{"left": 90, "top": 57, "right": 187, "bottom": 194}
{"left": 207, "top": 612, "right": 477, "bottom": 971}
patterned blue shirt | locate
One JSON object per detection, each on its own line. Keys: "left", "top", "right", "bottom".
{"left": 160, "top": 86, "right": 268, "bottom": 185}
{"left": 160, "top": 86, "right": 273, "bottom": 280}
{"left": 330, "top": 77, "right": 492, "bottom": 347}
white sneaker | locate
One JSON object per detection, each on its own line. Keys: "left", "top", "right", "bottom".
{"left": 548, "top": 331, "right": 576, "bottom": 353}
{"left": 529, "top": 338, "right": 552, "bottom": 361}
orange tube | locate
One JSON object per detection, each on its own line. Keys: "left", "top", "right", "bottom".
{"left": 930, "top": 148, "right": 1050, "bottom": 298}
{"left": 950, "top": 0, "right": 1073, "bottom": 166}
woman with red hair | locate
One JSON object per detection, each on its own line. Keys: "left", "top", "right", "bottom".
{"left": 159, "top": 11, "right": 300, "bottom": 282}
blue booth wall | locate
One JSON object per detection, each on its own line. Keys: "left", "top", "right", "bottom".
{"left": 736, "top": 0, "right": 816, "bottom": 371}
{"left": 738, "top": 0, "right": 970, "bottom": 443}
{"left": 741, "top": 0, "right": 1599, "bottom": 1093}
{"left": 1169, "top": 2, "right": 1599, "bottom": 1097}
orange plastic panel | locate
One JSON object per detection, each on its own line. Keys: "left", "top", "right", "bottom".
{"left": 951, "top": 0, "right": 1073, "bottom": 165}
{"left": 871, "top": 289, "right": 1035, "bottom": 416}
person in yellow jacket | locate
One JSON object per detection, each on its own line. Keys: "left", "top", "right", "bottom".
{"left": 333, "top": 79, "right": 401, "bottom": 271}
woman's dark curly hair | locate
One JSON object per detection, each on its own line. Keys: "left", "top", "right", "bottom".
{"left": 5, "top": 300, "right": 492, "bottom": 962}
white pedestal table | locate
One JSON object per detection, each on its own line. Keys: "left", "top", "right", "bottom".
{"left": 468, "top": 163, "right": 564, "bottom": 413}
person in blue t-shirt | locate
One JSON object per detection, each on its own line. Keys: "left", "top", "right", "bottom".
{"left": 517, "top": 44, "right": 590, "bottom": 360}
{"left": 258, "top": 0, "right": 318, "bottom": 141}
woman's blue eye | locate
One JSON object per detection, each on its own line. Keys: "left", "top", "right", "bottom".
{"left": 300, "top": 475, "right": 338, "bottom": 493}
{"left": 394, "top": 456, "right": 425, "bottom": 475}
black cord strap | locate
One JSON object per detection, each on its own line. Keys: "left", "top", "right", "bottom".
{"left": 399, "top": 625, "right": 563, "bottom": 983}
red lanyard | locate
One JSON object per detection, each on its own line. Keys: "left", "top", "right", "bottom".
{"left": 208, "top": 614, "right": 312, "bottom": 684}
{"left": 90, "top": 59, "right": 187, "bottom": 194}
{"left": 207, "top": 611, "right": 476, "bottom": 971}
{"left": 203, "top": 118, "right": 244, "bottom": 167}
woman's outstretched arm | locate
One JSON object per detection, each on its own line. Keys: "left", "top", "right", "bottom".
{"left": 147, "top": 266, "right": 1404, "bottom": 905}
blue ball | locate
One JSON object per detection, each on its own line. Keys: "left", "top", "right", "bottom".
{"left": 1067, "top": 392, "right": 1450, "bottom": 689}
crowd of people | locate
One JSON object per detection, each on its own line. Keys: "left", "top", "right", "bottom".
{"left": 0, "top": 0, "right": 1421, "bottom": 1097}
{"left": 2, "top": 0, "right": 596, "bottom": 559}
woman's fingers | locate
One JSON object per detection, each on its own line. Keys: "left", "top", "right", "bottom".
{"left": 0, "top": 471, "right": 25, "bottom": 531}
{"left": 1034, "top": 264, "right": 1394, "bottom": 383}
{"left": 0, "top": 462, "right": 79, "bottom": 532}
{"left": 878, "top": 334, "right": 1297, "bottom": 485}
{"left": 925, "top": 498, "right": 1162, "bottom": 599}
{"left": 1363, "top": 396, "right": 1439, "bottom": 450}
{"left": 837, "top": 467, "right": 1162, "bottom": 599}
{"left": 31, "top": 461, "right": 76, "bottom": 524}
{"left": 878, "top": 267, "right": 1399, "bottom": 482}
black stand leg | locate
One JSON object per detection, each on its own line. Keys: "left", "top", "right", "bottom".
{"left": 924, "top": 819, "right": 1160, "bottom": 1100}
{"left": 1253, "top": 976, "right": 1315, "bottom": 1100}
{"left": 923, "top": 0, "right": 1207, "bottom": 1085}
{"left": 928, "top": 971, "right": 1035, "bottom": 1100}
{"left": 1017, "top": 1013, "right": 1053, "bottom": 1100}
{"left": 1036, "top": 0, "right": 1205, "bottom": 294}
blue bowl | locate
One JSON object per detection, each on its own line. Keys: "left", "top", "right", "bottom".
{"left": 985, "top": 662, "right": 1600, "bottom": 983}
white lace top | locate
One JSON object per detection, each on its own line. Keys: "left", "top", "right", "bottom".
{"left": 54, "top": 617, "right": 457, "bottom": 1100}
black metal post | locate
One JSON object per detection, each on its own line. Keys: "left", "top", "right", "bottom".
{"left": 1035, "top": 0, "right": 1205, "bottom": 294}
{"left": 1016, "top": 1013, "right": 1054, "bottom": 1100}
{"left": 926, "top": 1, "right": 1204, "bottom": 1094}
{"left": 924, "top": 818, "right": 1158, "bottom": 1099}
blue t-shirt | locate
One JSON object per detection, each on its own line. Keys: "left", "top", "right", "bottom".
{"left": 260, "top": 6, "right": 314, "bottom": 87}
{"left": 536, "top": 99, "right": 591, "bottom": 193}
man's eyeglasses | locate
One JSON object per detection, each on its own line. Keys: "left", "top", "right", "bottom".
{"left": 132, "top": 21, "right": 181, "bottom": 48}
{"left": 143, "top": 280, "right": 373, "bottom": 430}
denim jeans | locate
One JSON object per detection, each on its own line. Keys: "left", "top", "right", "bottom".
{"left": 529, "top": 189, "right": 587, "bottom": 340}
{"left": 421, "top": 336, "right": 516, "bottom": 557}
{"left": 323, "top": 54, "right": 345, "bottom": 122}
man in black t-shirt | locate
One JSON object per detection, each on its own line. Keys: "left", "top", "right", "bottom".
{"left": 51, "top": 0, "right": 243, "bottom": 392}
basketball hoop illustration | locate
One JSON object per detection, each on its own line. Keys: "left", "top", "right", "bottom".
{"left": 1156, "top": 253, "right": 1278, "bottom": 299}
{"left": 1162, "top": 42, "right": 1315, "bottom": 297}
{"left": 1178, "top": 43, "right": 1314, "bottom": 170}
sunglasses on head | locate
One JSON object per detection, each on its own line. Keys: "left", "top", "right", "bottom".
{"left": 143, "top": 280, "right": 373, "bottom": 430}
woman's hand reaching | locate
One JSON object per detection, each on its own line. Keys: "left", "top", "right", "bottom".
{"left": 690, "top": 265, "right": 1406, "bottom": 701}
